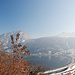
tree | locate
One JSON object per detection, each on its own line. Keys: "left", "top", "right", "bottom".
{"left": 0, "top": 33, "right": 49, "bottom": 75}
{"left": 0, "top": 41, "right": 5, "bottom": 52}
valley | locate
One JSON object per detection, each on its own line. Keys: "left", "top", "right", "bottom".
{"left": 1, "top": 31, "right": 75, "bottom": 70}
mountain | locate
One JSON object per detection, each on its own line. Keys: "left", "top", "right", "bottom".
{"left": 56, "top": 32, "right": 75, "bottom": 37}
{"left": 23, "top": 37, "right": 72, "bottom": 69}
{"left": 1, "top": 31, "right": 75, "bottom": 53}
{"left": 1, "top": 31, "right": 74, "bottom": 70}
{"left": 0, "top": 30, "right": 32, "bottom": 45}
{"left": 23, "top": 37, "right": 69, "bottom": 54}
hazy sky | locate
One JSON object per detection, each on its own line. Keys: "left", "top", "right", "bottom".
{"left": 0, "top": 0, "right": 75, "bottom": 38}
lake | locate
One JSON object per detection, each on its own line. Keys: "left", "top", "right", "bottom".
{"left": 25, "top": 55, "right": 72, "bottom": 70}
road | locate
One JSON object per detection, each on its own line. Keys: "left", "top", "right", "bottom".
{"left": 40, "top": 63, "right": 75, "bottom": 75}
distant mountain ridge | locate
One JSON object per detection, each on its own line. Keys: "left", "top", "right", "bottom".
{"left": 1, "top": 31, "right": 75, "bottom": 52}
{"left": 56, "top": 32, "right": 75, "bottom": 37}
{"left": 1, "top": 31, "right": 74, "bottom": 70}
{"left": 0, "top": 30, "right": 32, "bottom": 45}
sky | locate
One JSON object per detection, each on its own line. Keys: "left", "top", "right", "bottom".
{"left": 0, "top": 0, "right": 75, "bottom": 38}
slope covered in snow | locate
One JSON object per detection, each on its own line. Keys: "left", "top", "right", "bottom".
{"left": 56, "top": 32, "right": 75, "bottom": 37}
{"left": 0, "top": 30, "right": 32, "bottom": 45}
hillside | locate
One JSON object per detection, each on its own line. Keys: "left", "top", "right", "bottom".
{"left": 56, "top": 32, "right": 75, "bottom": 37}
{"left": 1, "top": 31, "right": 75, "bottom": 69}
{"left": 0, "top": 30, "right": 32, "bottom": 46}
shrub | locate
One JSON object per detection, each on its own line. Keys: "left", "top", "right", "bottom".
{"left": 0, "top": 33, "right": 50, "bottom": 75}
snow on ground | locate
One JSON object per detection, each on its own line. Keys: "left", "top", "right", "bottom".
{"left": 50, "top": 64, "right": 75, "bottom": 75}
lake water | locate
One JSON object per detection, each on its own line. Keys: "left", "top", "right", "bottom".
{"left": 25, "top": 55, "right": 72, "bottom": 70}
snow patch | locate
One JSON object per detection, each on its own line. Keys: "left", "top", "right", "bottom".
{"left": 22, "top": 40, "right": 25, "bottom": 42}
